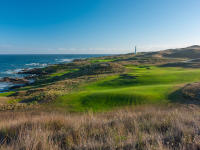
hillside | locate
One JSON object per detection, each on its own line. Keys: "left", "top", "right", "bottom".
{"left": 0, "top": 46, "right": 200, "bottom": 149}
{"left": 146, "top": 45, "right": 200, "bottom": 59}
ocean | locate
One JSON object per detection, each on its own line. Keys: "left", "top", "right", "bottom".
{"left": 0, "top": 54, "right": 108, "bottom": 92}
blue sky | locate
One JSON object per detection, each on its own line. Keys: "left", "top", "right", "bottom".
{"left": 0, "top": 0, "right": 200, "bottom": 54}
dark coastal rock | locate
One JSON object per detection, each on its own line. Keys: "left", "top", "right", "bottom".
{"left": 9, "top": 84, "right": 26, "bottom": 90}
{"left": 73, "top": 58, "right": 83, "bottom": 62}
{"left": 24, "top": 74, "right": 37, "bottom": 80}
{"left": 19, "top": 68, "right": 47, "bottom": 75}
{"left": 0, "top": 77, "right": 29, "bottom": 84}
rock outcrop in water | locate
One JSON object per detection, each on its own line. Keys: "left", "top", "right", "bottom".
{"left": 0, "top": 77, "right": 29, "bottom": 84}
{"left": 19, "top": 68, "right": 47, "bottom": 75}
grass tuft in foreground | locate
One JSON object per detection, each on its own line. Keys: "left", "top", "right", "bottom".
{"left": 0, "top": 105, "right": 199, "bottom": 150}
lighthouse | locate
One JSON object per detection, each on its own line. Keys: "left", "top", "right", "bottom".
{"left": 135, "top": 46, "right": 137, "bottom": 54}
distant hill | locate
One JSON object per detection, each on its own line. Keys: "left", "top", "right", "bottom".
{"left": 146, "top": 45, "right": 200, "bottom": 59}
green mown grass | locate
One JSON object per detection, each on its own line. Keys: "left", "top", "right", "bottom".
{"left": 49, "top": 70, "right": 71, "bottom": 77}
{"left": 0, "top": 91, "right": 15, "bottom": 97}
{"left": 53, "top": 66, "right": 200, "bottom": 111}
{"left": 89, "top": 58, "right": 116, "bottom": 63}
{"left": 48, "top": 68, "right": 79, "bottom": 78}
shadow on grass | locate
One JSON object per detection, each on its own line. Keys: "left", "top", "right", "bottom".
{"left": 80, "top": 93, "right": 148, "bottom": 111}
{"left": 168, "top": 88, "right": 184, "bottom": 103}
{"left": 159, "top": 62, "right": 200, "bottom": 68}
{"left": 98, "top": 74, "right": 139, "bottom": 87}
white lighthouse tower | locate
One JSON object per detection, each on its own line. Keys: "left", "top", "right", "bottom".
{"left": 135, "top": 46, "right": 137, "bottom": 54}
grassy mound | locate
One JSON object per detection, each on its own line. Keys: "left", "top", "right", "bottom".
{"left": 146, "top": 45, "right": 200, "bottom": 59}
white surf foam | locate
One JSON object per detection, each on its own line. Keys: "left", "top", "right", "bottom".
{"left": 4, "top": 68, "right": 23, "bottom": 74}
{"left": 25, "top": 63, "right": 47, "bottom": 67}
{"left": 56, "top": 58, "right": 74, "bottom": 63}
{"left": 0, "top": 82, "right": 12, "bottom": 91}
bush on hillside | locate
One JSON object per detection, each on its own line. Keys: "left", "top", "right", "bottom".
{"left": 78, "top": 62, "right": 125, "bottom": 75}
{"left": 182, "top": 82, "right": 200, "bottom": 102}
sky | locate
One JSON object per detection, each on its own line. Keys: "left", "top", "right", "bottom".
{"left": 0, "top": 0, "right": 200, "bottom": 54}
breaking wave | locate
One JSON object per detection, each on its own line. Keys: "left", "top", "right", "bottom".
{"left": 3, "top": 69, "right": 23, "bottom": 75}
{"left": 25, "top": 63, "right": 48, "bottom": 67}
{"left": 56, "top": 58, "right": 74, "bottom": 63}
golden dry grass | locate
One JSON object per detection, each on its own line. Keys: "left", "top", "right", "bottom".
{"left": 0, "top": 97, "right": 11, "bottom": 104}
{"left": 0, "top": 105, "right": 199, "bottom": 150}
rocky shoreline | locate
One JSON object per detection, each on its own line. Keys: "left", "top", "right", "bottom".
{"left": 0, "top": 59, "right": 80, "bottom": 92}
{"left": 0, "top": 57, "right": 122, "bottom": 92}
{"left": 0, "top": 77, "right": 35, "bottom": 91}
{"left": 0, "top": 59, "right": 82, "bottom": 92}
{"left": 0, "top": 68, "right": 40, "bottom": 92}
{"left": 0, "top": 77, "right": 29, "bottom": 84}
